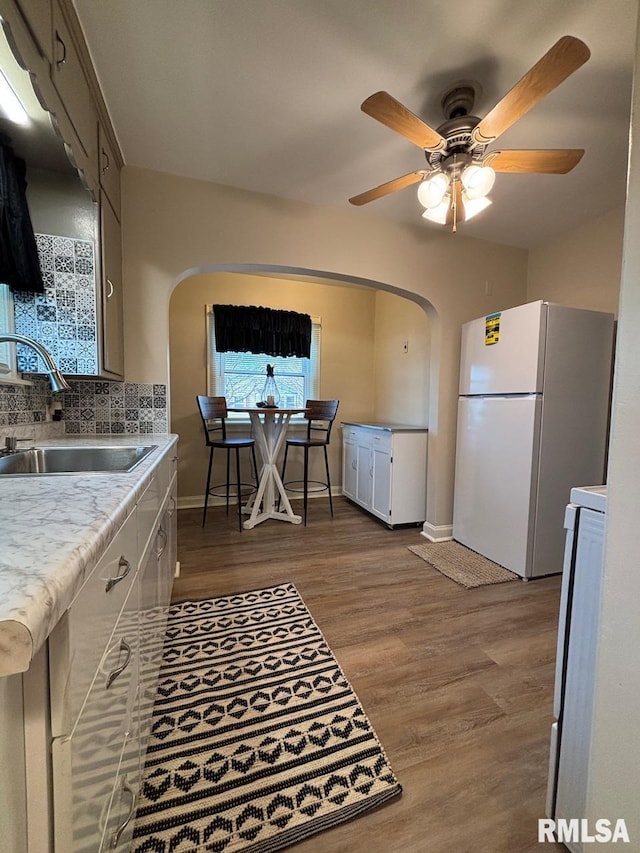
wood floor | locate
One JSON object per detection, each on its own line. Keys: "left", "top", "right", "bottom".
{"left": 174, "top": 497, "right": 565, "bottom": 853}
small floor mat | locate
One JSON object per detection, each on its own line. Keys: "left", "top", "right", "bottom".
{"left": 409, "top": 541, "right": 519, "bottom": 588}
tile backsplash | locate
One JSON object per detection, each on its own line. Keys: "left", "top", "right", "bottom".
{"left": 13, "top": 234, "right": 99, "bottom": 375}
{"left": 0, "top": 379, "right": 168, "bottom": 435}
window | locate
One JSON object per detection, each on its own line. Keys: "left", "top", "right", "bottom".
{"left": 207, "top": 307, "right": 321, "bottom": 414}
{"left": 0, "top": 283, "right": 19, "bottom": 382}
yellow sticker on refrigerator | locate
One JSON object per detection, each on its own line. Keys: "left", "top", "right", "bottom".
{"left": 485, "top": 312, "right": 501, "bottom": 345}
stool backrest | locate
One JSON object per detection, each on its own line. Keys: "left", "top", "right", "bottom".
{"left": 197, "top": 395, "right": 229, "bottom": 444}
{"left": 304, "top": 399, "right": 339, "bottom": 444}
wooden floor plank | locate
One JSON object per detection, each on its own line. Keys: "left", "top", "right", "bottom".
{"left": 173, "top": 498, "right": 565, "bottom": 851}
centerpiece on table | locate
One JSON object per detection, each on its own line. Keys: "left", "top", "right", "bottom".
{"left": 261, "top": 363, "right": 280, "bottom": 407}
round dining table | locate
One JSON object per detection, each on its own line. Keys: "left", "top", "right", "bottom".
{"left": 227, "top": 407, "right": 307, "bottom": 529}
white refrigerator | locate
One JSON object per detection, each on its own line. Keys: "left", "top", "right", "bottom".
{"left": 452, "top": 300, "right": 613, "bottom": 579}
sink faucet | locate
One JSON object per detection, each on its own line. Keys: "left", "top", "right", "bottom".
{"left": 0, "top": 333, "right": 71, "bottom": 393}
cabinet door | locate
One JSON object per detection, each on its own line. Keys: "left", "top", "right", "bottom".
{"left": 356, "top": 442, "right": 372, "bottom": 509}
{"left": 99, "top": 123, "right": 121, "bottom": 220}
{"left": 371, "top": 446, "right": 392, "bottom": 523}
{"left": 138, "top": 527, "right": 167, "bottom": 759}
{"left": 51, "top": 0, "right": 98, "bottom": 167}
{"left": 342, "top": 437, "right": 357, "bottom": 500}
{"left": 100, "top": 192, "right": 125, "bottom": 377}
{"left": 52, "top": 574, "right": 139, "bottom": 853}
{"left": 163, "top": 478, "right": 178, "bottom": 606}
{"left": 15, "top": 0, "right": 52, "bottom": 61}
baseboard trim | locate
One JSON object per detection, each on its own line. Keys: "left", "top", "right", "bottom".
{"left": 421, "top": 522, "right": 453, "bottom": 542}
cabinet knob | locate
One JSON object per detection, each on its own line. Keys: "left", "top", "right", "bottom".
{"left": 105, "top": 638, "right": 132, "bottom": 689}
{"left": 111, "top": 776, "right": 137, "bottom": 848}
{"left": 54, "top": 32, "right": 67, "bottom": 67}
{"left": 105, "top": 556, "right": 130, "bottom": 593}
{"left": 156, "top": 525, "right": 167, "bottom": 558}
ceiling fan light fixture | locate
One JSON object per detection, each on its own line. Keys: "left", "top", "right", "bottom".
{"left": 422, "top": 194, "right": 451, "bottom": 224}
{"left": 417, "top": 172, "right": 449, "bottom": 209}
{"left": 460, "top": 164, "right": 495, "bottom": 200}
{"left": 461, "top": 192, "right": 492, "bottom": 220}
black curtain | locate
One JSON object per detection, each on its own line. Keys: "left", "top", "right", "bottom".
{"left": 213, "top": 304, "right": 312, "bottom": 358}
{"left": 0, "top": 133, "right": 44, "bottom": 294}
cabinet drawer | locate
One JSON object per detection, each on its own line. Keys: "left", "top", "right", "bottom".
{"left": 52, "top": 577, "right": 139, "bottom": 853}
{"left": 342, "top": 426, "right": 359, "bottom": 443}
{"left": 371, "top": 431, "right": 392, "bottom": 453}
{"left": 49, "top": 509, "right": 138, "bottom": 736}
{"left": 101, "top": 716, "right": 141, "bottom": 851}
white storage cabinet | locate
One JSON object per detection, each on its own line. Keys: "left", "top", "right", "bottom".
{"left": 341, "top": 422, "right": 428, "bottom": 527}
{"left": 43, "top": 444, "right": 178, "bottom": 852}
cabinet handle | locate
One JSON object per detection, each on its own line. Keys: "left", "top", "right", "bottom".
{"left": 168, "top": 495, "right": 177, "bottom": 517}
{"left": 102, "top": 147, "right": 110, "bottom": 174}
{"left": 155, "top": 525, "right": 167, "bottom": 558}
{"left": 111, "top": 776, "right": 136, "bottom": 848}
{"left": 106, "top": 638, "right": 132, "bottom": 689}
{"left": 54, "top": 32, "right": 66, "bottom": 67}
{"left": 106, "top": 278, "right": 114, "bottom": 299}
{"left": 105, "top": 556, "right": 130, "bottom": 593}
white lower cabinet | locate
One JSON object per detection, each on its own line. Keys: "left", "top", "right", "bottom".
{"left": 46, "top": 447, "right": 177, "bottom": 851}
{"left": 341, "top": 422, "right": 428, "bottom": 527}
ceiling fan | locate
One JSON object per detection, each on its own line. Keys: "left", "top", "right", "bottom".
{"left": 349, "top": 36, "right": 590, "bottom": 231}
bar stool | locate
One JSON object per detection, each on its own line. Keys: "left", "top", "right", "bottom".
{"left": 280, "top": 399, "right": 339, "bottom": 526}
{"left": 196, "top": 395, "right": 258, "bottom": 531}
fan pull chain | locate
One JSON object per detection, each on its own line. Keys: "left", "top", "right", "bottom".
{"left": 452, "top": 185, "right": 457, "bottom": 233}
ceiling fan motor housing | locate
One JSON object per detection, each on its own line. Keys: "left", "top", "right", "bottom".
{"left": 428, "top": 114, "right": 487, "bottom": 170}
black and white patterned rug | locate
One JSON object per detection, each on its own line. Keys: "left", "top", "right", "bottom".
{"left": 132, "top": 583, "right": 402, "bottom": 852}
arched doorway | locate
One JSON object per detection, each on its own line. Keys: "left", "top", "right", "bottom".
{"left": 168, "top": 264, "right": 438, "bottom": 534}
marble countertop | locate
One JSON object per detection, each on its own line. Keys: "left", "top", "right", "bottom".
{"left": 341, "top": 421, "right": 428, "bottom": 433}
{"left": 0, "top": 434, "right": 178, "bottom": 676}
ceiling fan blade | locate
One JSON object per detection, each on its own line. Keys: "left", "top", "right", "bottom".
{"left": 361, "top": 91, "right": 446, "bottom": 151}
{"left": 349, "top": 171, "right": 427, "bottom": 206}
{"left": 484, "top": 149, "right": 585, "bottom": 173}
{"left": 472, "top": 36, "right": 590, "bottom": 144}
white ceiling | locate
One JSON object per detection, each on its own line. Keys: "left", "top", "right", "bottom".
{"left": 73, "top": 0, "right": 637, "bottom": 249}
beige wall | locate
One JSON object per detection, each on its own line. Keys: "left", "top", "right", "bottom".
{"left": 586, "top": 10, "right": 640, "bottom": 837}
{"left": 527, "top": 206, "right": 624, "bottom": 314}
{"left": 122, "top": 166, "right": 528, "bottom": 536}
{"left": 169, "top": 272, "right": 379, "bottom": 501}
{"left": 374, "top": 290, "right": 430, "bottom": 426}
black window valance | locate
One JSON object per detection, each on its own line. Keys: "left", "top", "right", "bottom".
{"left": 213, "top": 304, "right": 312, "bottom": 358}
{"left": 0, "top": 133, "right": 44, "bottom": 294}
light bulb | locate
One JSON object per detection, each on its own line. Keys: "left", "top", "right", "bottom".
{"left": 422, "top": 194, "right": 450, "bottom": 224}
{"left": 417, "top": 172, "right": 449, "bottom": 209}
{"left": 461, "top": 165, "right": 495, "bottom": 200}
{"left": 462, "top": 193, "right": 492, "bottom": 220}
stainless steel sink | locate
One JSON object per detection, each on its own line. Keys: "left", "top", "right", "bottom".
{"left": 0, "top": 445, "right": 157, "bottom": 476}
